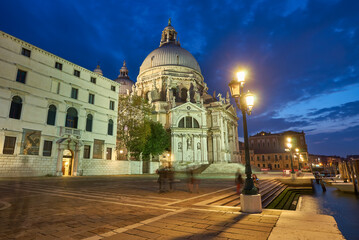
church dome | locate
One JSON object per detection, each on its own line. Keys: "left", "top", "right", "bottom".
{"left": 139, "top": 19, "right": 201, "bottom": 74}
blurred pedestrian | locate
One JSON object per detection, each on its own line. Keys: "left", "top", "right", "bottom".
{"left": 167, "top": 164, "right": 175, "bottom": 191}
{"left": 252, "top": 173, "right": 259, "bottom": 191}
{"left": 235, "top": 169, "right": 243, "bottom": 194}
{"left": 156, "top": 166, "right": 166, "bottom": 193}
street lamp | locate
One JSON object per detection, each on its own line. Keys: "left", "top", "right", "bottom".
{"left": 229, "top": 70, "right": 261, "bottom": 213}
{"left": 295, "top": 148, "right": 302, "bottom": 171}
{"left": 286, "top": 137, "right": 296, "bottom": 179}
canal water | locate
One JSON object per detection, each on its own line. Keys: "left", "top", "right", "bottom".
{"left": 310, "top": 182, "right": 359, "bottom": 239}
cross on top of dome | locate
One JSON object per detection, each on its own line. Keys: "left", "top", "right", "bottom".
{"left": 160, "top": 18, "right": 180, "bottom": 47}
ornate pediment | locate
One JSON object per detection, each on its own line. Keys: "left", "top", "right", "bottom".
{"left": 169, "top": 102, "right": 205, "bottom": 113}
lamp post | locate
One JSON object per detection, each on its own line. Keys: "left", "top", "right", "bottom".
{"left": 229, "top": 70, "right": 261, "bottom": 213}
{"left": 286, "top": 137, "right": 296, "bottom": 179}
{"left": 295, "top": 148, "right": 302, "bottom": 171}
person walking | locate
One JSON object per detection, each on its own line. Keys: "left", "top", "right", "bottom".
{"left": 156, "top": 166, "right": 165, "bottom": 193}
{"left": 252, "top": 173, "right": 259, "bottom": 191}
{"left": 235, "top": 169, "right": 243, "bottom": 194}
{"left": 167, "top": 165, "right": 175, "bottom": 191}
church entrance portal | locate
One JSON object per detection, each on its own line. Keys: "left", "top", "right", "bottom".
{"left": 62, "top": 149, "right": 73, "bottom": 176}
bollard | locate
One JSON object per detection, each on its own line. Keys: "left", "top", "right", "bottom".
{"left": 320, "top": 179, "right": 326, "bottom": 192}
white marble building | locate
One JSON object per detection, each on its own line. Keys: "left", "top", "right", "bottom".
{"left": 0, "top": 31, "right": 138, "bottom": 177}
{"left": 134, "top": 20, "right": 240, "bottom": 167}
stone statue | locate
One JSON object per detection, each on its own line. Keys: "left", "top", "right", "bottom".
{"left": 148, "top": 91, "right": 152, "bottom": 103}
{"left": 187, "top": 137, "right": 192, "bottom": 150}
{"left": 131, "top": 85, "right": 136, "bottom": 96}
{"left": 226, "top": 91, "right": 230, "bottom": 103}
{"left": 217, "top": 93, "right": 224, "bottom": 104}
{"left": 172, "top": 96, "right": 176, "bottom": 107}
{"left": 197, "top": 142, "right": 201, "bottom": 150}
{"left": 166, "top": 88, "right": 170, "bottom": 102}
{"left": 186, "top": 89, "right": 190, "bottom": 102}
{"left": 195, "top": 90, "right": 200, "bottom": 103}
{"left": 178, "top": 142, "right": 182, "bottom": 150}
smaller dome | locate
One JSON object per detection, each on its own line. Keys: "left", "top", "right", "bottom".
{"left": 114, "top": 60, "right": 134, "bottom": 95}
{"left": 93, "top": 64, "right": 103, "bottom": 76}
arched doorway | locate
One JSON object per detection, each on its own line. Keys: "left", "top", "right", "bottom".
{"left": 62, "top": 149, "right": 73, "bottom": 176}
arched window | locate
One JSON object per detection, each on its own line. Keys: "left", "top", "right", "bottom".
{"left": 65, "top": 107, "right": 78, "bottom": 128}
{"left": 178, "top": 118, "right": 184, "bottom": 128}
{"left": 178, "top": 117, "right": 200, "bottom": 128}
{"left": 9, "top": 96, "right": 22, "bottom": 119}
{"left": 193, "top": 118, "right": 199, "bottom": 128}
{"left": 177, "top": 55, "right": 179, "bottom": 65}
{"left": 108, "top": 119, "right": 114, "bottom": 135}
{"left": 86, "top": 114, "right": 93, "bottom": 132}
{"left": 46, "top": 105, "right": 56, "bottom": 125}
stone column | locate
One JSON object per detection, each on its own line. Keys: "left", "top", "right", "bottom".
{"left": 149, "top": 154, "right": 153, "bottom": 174}
{"left": 56, "top": 145, "right": 64, "bottom": 176}
{"left": 139, "top": 152, "right": 143, "bottom": 174}
{"left": 127, "top": 152, "right": 131, "bottom": 174}
{"left": 72, "top": 144, "right": 80, "bottom": 176}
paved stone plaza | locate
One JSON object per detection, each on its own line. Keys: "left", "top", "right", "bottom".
{"left": 0, "top": 174, "right": 343, "bottom": 240}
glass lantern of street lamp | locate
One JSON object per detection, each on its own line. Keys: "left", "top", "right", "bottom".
{"left": 287, "top": 142, "right": 292, "bottom": 149}
{"left": 237, "top": 71, "right": 246, "bottom": 84}
{"left": 245, "top": 91, "right": 255, "bottom": 112}
{"left": 229, "top": 79, "right": 241, "bottom": 98}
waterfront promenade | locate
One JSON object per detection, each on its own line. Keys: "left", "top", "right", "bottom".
{"left": 0, "top": 174, "right": 344, "bottom": 239}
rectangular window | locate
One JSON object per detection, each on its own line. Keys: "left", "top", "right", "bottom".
{"left": 55, "top": 62, "right": 63, "bottom": 70}
{"left": 109, "top": 100, "right": 115, "bottom": 110}
{"left": 88, "top": 93, "right": 95, "bottom": 104}
{"left": 21, "top": 48, "right": 31, "bottom": 57}
{"left": 83, "top": 145, "right": 91, "bottom": 159}
{"left": 106, "top": 148, "right": 112, "bottom": 160}
{"left": 111, "top": 85, "right": 115, "bottom": 91}
{"left": 71, "top": 88, "right": 78, "bottom": 99}
{"left": 3, "top": 136, "right": 16, "bottom": 154}
{"left": 93, "top": 139, "right": 104, "bottom": 159}
{"left": 74, "top": 70, "right": 80, "bottom": 77}
{"left": 43, "top": 140, "right": 53, "bottom": 156}
{"left": 16, "top": 69, "right": 27, "bottom": 84}
{"left": 91, "top": 77, "right": 96, "bottom": 84}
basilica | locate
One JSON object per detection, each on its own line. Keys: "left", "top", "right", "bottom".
{"left": 133, "top": 20, "right": 240, "bottom": 168}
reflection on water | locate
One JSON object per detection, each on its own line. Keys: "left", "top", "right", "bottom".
{"left": 312, "top": 182, "right": 359, "bottom": 239}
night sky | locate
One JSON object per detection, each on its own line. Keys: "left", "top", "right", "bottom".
{"left": 1, "top": 0, "right": 358, "bottom": 157}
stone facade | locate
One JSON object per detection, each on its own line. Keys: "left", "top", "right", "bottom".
{"left": 0, "top": 31, "right": 129, "bottom": 177}
{"left": 249, "top": 131, "right": 309, "bottom": 170}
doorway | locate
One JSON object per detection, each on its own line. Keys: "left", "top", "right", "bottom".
{"left": 62, "top": 149, "right": 73, "bottom": 176}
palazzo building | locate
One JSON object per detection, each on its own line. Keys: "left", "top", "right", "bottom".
{"left": 0, "top": 31, "right": 129, "bottom": 177}
{"left": 133, "top": 20, "right": 240, "bottom": 167}
{"left": 249, "top": 131, "right": 309, "bottom": 170}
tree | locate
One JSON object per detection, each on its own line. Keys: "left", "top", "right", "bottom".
{"left": 117, "top": 95, "right": 152, "bottom": 160}
{"left": 143, "top": 120, "right": 170, "bottom": 158}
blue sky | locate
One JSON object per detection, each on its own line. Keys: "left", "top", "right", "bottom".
{"left": 1, "top": 0, "right": 358, "bottom": 157}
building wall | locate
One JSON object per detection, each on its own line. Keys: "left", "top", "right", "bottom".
{"left": 0, "top": 31, "right": 122, "bottom": 177}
